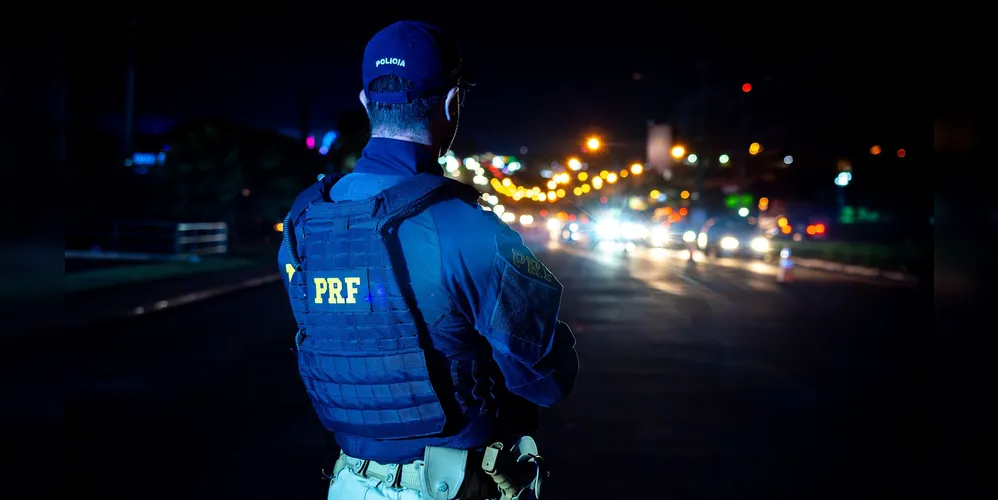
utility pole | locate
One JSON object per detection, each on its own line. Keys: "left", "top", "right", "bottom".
{"left": 694, "top": 60, "right": 710, "bottom": 208}
{"left": 55, "top": 28, "right": 67, "bottom": 170}
{"left": 123, "top": 18, "right": 137, "bottom": 164}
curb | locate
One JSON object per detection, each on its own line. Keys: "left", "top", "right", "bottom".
{"left": 65, "top": 250, "right": 202, "bottom": 262}
{"left": 791, "top": 258, "right": 918, "bottom": 283}
{"left": 65, "top": 273, "right": 282, "bottom": 330}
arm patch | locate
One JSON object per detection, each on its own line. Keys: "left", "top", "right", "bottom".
{"left": 487, "top": 240, "right": 563, "bottom": 364}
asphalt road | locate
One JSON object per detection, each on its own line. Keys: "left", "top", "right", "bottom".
{"left": 42, "top": 240, "right": 928, "bottom": 499}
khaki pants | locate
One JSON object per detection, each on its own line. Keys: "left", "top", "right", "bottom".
{"left": 328, "top": 468, "right": 424, "bottom": 500}
{"left": 328, "top": 449, "right": 499, "bottom": 500}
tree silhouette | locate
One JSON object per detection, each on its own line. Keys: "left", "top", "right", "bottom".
{"left": 153, "top": 118, "right": 321, "bottom": 243}
{"left": 156, "top": 118, "right": 246, "bottom": 221}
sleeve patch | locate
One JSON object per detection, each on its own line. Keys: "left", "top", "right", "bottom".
{"left": 487, "top": 241, "right": 563, "bottom": 364}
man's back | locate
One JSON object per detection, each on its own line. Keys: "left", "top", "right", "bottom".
{"left": 280, "top": 140, "right": 578, "bottom": 465}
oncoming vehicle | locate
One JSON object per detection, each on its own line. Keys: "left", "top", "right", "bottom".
{"left": 549, "top": 218, "right": 593, "bottom": 247}
{"left": 699, "top": 217, "right": 773, "bottom": 259}
{"left": 594, "top": 214, "right": 649, "bottom": 246}
{"left": 650, "top": 221, "right": 698, "bottom": 249}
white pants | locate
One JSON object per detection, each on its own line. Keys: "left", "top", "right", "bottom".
{"left": 327, "top": 468, "right": 423, "bottom": 500}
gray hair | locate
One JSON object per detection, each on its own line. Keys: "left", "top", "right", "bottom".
{"left": 365, "top": 75, "right": 443, "bottom": 136}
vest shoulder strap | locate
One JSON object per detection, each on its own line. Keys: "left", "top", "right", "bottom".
{"left": 282, "top": 173, "right": 347, "bottom": 270}
{"left": 378, "top": 173, "right": 481, "bottom": 228}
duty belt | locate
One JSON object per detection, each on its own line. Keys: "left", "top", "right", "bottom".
{"left": 334, "top": 454, "right": 423, "bottom": 490}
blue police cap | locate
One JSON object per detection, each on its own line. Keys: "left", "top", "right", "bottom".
{"left": 363, "top": 21, "right": 474, "bottom": 104}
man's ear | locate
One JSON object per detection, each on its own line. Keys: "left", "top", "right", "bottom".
{"left": 443, "top": 87, "right": 459, "bottom": 122}
{"left": 359, "top": 89, "right": 369, "bottom": 112}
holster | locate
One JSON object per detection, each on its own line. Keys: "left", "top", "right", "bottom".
{"left": 481, "top": 436, "right": 549, "bottom": 500}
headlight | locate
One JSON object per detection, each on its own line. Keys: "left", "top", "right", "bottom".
{"left": 595, "top": 221, "right": 620, "bottom": 239}
{"left": 621, "top": 222, "right": 648, "bottom": 240}
{"left": 650, "top": 226, "right": 667, "bottom": 246}
{"left": 750, "top": 237, "right": 770, "bottom": 252}
{"left": 546, "top": 218, "right": 562, "bottom": 231}
{"left": 720, "top": 236, "right": 740, "bottom": 250}
{"left": 682, "top": 230, "right": 696, "bottom": 243}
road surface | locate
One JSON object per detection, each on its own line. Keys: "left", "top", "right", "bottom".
{"left": 42, "top": 241, "right": 927, "bottom": 499}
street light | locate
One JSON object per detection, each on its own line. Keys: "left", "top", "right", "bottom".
{"left": 586, "top": 137, "right": 601, "bottom": 151}
{"left": 670, "top": 145, "right": 686, "bottom": 159}
{"left": 835, "top": 172, "right": 851, "bottom": 214}
{"left": 630, "top": 163, "right": 643, "bottom": 175}
{"left": 835, "top": 172, "right": 852, "bottom": 187}
{"left": 748, "top": 142, "right": 762, "bottom": 155}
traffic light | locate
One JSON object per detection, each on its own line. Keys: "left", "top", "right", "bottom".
{"left": 741, "top": 83, "right": 752, "bottom": 93}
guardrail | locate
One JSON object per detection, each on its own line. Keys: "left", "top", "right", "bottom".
{"left": 66, "top": 220, "right": 228, "bottom": 261}
{"left": 174, "top": 222, "right": 228, "bottom": 256}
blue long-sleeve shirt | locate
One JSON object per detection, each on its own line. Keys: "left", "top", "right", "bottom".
{"left": 278, "top": 138, "right": 579, "bottom": 462}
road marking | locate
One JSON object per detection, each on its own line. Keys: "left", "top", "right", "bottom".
{"left": 130, "top": 274, "right": 282, "bottom": 316}
{"left": 66, "top": 274, "right": 282, "bottom": 330}
{"left": 551, "top": 244, "right": 733, "bottom": 301}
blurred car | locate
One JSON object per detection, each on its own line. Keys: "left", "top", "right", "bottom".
{"left": 649, "top": 222, "right": 698, "bottom": 249}
{"left": 551, "top": 219, "right": 592, "bottom": 247}
{"left": 699, "top": 218, "right": 772, "bottom": 259}
{"left": 594, "top": 215, "right": 650, "bottom": 246}
{"left": 514, "top": 218, "right": 549, "bottom": 245}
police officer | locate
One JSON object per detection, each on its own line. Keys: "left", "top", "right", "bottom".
{"left": 278, "top": 21, "right": 579, "bottom": 500}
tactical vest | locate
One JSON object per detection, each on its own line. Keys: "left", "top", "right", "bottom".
{"left": 282, "top": 173, "right": 483, "bottom": 440}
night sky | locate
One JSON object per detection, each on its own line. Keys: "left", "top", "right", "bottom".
{"left": 77, "top": 14, "right": 915, "bottom": 160}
